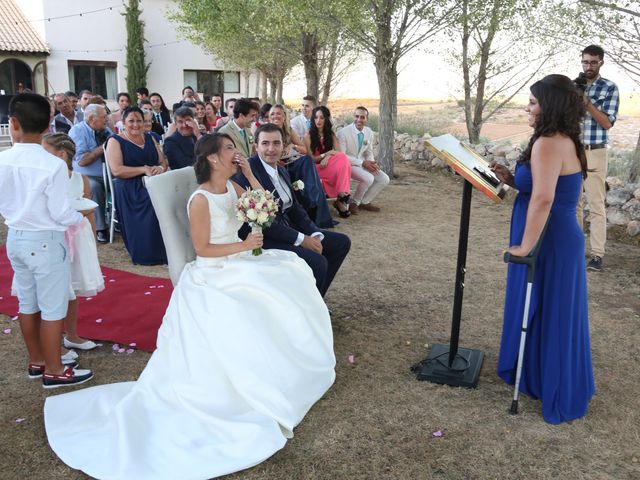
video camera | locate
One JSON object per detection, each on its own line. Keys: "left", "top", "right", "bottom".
{"left": 573, "top": 72, "right": 588, "bottom": 92}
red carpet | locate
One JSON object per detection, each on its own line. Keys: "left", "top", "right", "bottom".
{"left": 0, "top": 246, "right": 171, "bottom": 352}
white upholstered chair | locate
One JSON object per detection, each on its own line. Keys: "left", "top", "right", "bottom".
{"left": 145, "top": 167, "right": 199, "bottom": 285}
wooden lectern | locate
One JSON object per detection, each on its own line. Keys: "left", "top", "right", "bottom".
{"left": 412, "top": 134, "right": 509, "bottom": 388}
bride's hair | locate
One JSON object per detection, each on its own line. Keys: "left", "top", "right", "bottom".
{"left": 194, "top": 133, "right": 236, "bottom": 184}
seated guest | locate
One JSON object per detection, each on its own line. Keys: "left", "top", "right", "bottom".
{"left": 163, "top": 106, "right": 200, "bottom": 170}
{"left": 138, "top": 99, "right": 164, "bottom": 136}
{"left": 65, "top": 91, "right": 80, "bottom": 113}
{"left": 194, "top": 100, "right": 208, "bottom": 135}
{"left": 172, "top": 86, "right": 197, "bottom": 111}
{"left": 290, "top": 95, "right": 315, "bottom": 140}
{"left": 234, "top": 124, "right": 350, "bottom": 296}
{"left": 105, "top": 107, "right": 168, "bottom": 265}
{"left": 218, "top": 98, "right": 259, "bottom": 157}
{"left": 135, "top": 87, "right": 149, "bottom": 106}
{"left": 204, "top": 101, "right": 218, "bottom": 132}
{"left": 53, "top": 93, "right": 82, "bottom": 134}
{"left": 149, "top": 92, "right": 171, "bottom": 133}
{"left": 109, "top": 92, "right": 131, "bottom": 133}
{"left": 304, "top": 106, "right": 352, "bottom": 218}
{"left": 337, "top": 106, "right": 389, "bottom": 213}
{"left": 142, "top": 110, "right": 162, "bottom": 143}
{"left": 211, "top": 93, "right": 224, "bottom": 119}
{"left": 68, "top": 104, "right": 113, "bottom": 243}
{"left": 215, "top": 98, "right": 236, "bottom": 130}
{"left": 252, "top": 102, "right": 272, "bottom": 133}
{"left": 78, "top": 90, "right": 93, "bottom": 115}
{"left": 268, "top": 104, "right": 334, "bottom": 228}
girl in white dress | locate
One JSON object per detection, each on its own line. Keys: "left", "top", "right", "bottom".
{"left": 44, "top": 133, "right": 336, "bottom": 480}
{"left": 42, "top": 133, "right": 104, "bottom": 350}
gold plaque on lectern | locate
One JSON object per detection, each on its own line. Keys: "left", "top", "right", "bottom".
{"left": 425, "top": 134, "right": 509, "bottom": 204}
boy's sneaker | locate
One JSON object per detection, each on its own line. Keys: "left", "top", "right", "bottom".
{"left": 28, "top": 363, "right": 45, "bottom": 379}
{"left": 42, "top": 366, "right": 93, "bottom": 389}
{"left": 30, "top": 361, "right": 78, "bottom": 379}
{"left": 587, "top": 256, "right": 603, "bottom": 272}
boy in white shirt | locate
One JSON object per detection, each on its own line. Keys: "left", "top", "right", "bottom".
{"left": 0, "top": 93, "right": 93, "bottom": 388}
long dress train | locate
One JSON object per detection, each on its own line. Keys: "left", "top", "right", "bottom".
{"left": 44, "top": 182, "right": 336, "bottom": 479}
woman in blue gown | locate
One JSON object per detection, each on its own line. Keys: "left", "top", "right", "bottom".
{"left": 105, "top": 107, "right": 168, "bottom": 265}
{"left": 491, "top": 74, "right": 595, "bottom": 424}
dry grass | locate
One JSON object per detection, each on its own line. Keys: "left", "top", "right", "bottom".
{"left": 1, "top": 164, "right": 639, "bottom": 480}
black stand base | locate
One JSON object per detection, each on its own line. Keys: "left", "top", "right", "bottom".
{"left": 415, "top": 343, "right": 484, "bottom": 388}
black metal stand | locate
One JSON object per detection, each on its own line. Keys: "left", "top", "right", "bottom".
{"left": 414, "top": 180, "right": 484, "bottom": 388}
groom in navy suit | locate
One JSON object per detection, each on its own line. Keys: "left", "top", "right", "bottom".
{"left": 233, "top": 123, "right": 350, "bottom": 296}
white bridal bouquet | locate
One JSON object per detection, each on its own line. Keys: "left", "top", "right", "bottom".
{"left": 235, "top": 188, "right": 279, "bottom": 255}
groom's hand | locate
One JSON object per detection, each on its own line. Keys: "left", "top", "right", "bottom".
{"left": 301, "top": 235, "right": 323, "bottom": 254}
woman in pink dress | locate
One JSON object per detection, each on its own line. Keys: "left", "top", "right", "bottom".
{"left": 304, "top": 106, "right": 352, "bottom": 218}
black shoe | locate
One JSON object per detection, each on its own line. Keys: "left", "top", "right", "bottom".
{"left": 96, "top": 230, "right": 108, "bottom": 244}
{"left": 587, "top": 256, "right": 603, "bottom": 272}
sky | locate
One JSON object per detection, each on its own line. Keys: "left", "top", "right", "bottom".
{"left": 283, "top": 45, "right": 639, "bottom": 102}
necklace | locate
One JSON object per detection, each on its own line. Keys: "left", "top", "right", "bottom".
{"left": 123, "top": 131, "right": 145, "bottom": 148}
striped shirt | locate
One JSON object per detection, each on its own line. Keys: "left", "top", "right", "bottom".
{"left": 582, "top": 75, "right": 619, "bottom": 145}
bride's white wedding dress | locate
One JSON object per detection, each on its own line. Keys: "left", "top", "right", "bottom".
{"left": 44, "top": 183, "right": 336, "bottom": 480}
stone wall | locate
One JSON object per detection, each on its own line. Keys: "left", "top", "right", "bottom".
{"left": 386, "top": 132, "right": 640, "bottom": 237}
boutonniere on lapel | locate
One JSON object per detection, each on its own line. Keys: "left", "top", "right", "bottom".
{"left": 292, "top": 180, "right": 305, "bottom": 191}
{"left": 248, "top": 134, "right": 254, "bottom": 144}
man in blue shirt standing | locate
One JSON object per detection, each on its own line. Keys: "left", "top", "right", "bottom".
{"left": 577, "top": 44, "right": 619, "bottom": 272}
{"left": 69, "top": 104, "right": 113, "bottom": 243}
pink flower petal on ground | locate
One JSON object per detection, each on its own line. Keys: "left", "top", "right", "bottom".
{"left": 149, "top": 286, "right": 156, "bottom": 289}
{"left": 0, "top": 296, "right": 3, "bottom": 300}
{"left": 112, "top": 344, "right": 120, "bottom": 351}
{"left": 15, "top": 417, "right": 26, "bottom": 424}
{"left": 85, "top": 297, "right": 93, "bottom": 301}
{"left": 433, "top": 430, "right": 443, "bottom": 437}
{"left": 157, "top": 285, "right": 165, "bottom": 288}
{"left": 95, "top": 318, "right": 103, "bottom": 324}
{"left": 347, "top": 354, "right": 356, "bottom": 364}
{"left": 109, "top": 279, "right": 115, "bottom": 283}
{"left": 117, "top": 348, "right": 126, "bottom": 353}
{"left": 3, "top": 328, "right": 11, "bottom": 334}
{"left": 129, "top": 343, "right": 137, "bottom": 347}
{"left": 144, "top": 292, "right": 151, "bottom": 295}
{"left": 126, "top": 349, "right": 135, "bottom": 354}
{"left": 11, "top": 316, "right": 18, "bottom": 321}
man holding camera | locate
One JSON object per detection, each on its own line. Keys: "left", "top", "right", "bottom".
{"left": 577, "top": 44, "right": 619, "bottom": 272}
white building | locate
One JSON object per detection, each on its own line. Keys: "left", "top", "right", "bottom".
{"left": 1, "top": 0, "right": 257, "bottom": 108}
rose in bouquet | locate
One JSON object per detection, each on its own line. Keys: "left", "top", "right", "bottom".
{"left": 235, "top": 188, "right": 279, "bottom": 255}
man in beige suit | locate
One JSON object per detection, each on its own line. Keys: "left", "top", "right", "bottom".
{"left": 337, "top": 106, "right": 389, "bottom": 213}
{"left": 218, "top": 98, "right": 259, "bottom": 158}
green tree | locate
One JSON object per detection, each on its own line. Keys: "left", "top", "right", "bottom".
{"left": 124, "top": 0, "right": 149, "bottom": 99}
{"left": 333, "top": 0, "right": 453, "bottom": 175}
{"left": 170, "top": 0, "right": 356, "bottom": 103}
{"left": 455, "top": 0, "right": 556, "bottom": 144}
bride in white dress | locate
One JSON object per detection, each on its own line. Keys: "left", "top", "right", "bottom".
{"left": 44, "top": 133, "right": 336, "bottom": 480}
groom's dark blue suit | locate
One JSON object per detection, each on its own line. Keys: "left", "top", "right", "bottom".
{"left": 234, "top": 155, "right": 350, "bottom": 296}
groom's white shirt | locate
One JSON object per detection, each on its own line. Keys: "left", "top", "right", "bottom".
{"left": 258, "top": 156, "right": 323, "bottom": 246}
{"left": 337, "top": 123, "right": 374, "bottom": 167}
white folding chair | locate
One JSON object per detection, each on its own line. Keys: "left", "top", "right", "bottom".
{"left": 102, "top": 146, "right": 118, "bottom": 243}
{"left": 145, "top": 167, "right": 199, "bottom": 285}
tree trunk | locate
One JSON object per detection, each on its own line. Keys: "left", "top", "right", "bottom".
{"left": 321, "top": 38, "right": 339, "bottom": 104}
{"left": 301, "top": 32, "right": 320, "bottom": 99}
{"left": 276, "top": 76, "right": 284, "bottom": 104}
{"left": 254, "top": 71, "right": 261, "bottom": 101}
{"left": 375, "top": 55, "right": 398, "bottom": 177}
{"left": 630, "top": 131, "right": 640, "bottom": 183}
{"left": 268, "top": 78, "right": 276, "bottom": 104}
{"left": 260, "top": 73, "right": 268, "bottom": 103}
{"left": 461, "top": 0, "right": 476, "bottom": 143}
{"left": 243, "top": 71, "right": 251, "bottom": 97}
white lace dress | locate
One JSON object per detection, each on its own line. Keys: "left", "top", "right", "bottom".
{"left": 44, "top": 182, "right": 336, "bottom": 480}
{"left": 67, "top": 172, "right": 103, "bottom": 297}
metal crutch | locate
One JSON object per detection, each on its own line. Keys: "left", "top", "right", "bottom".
{"left": 503, "top": 216, "right": 550, "bottom": 415}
